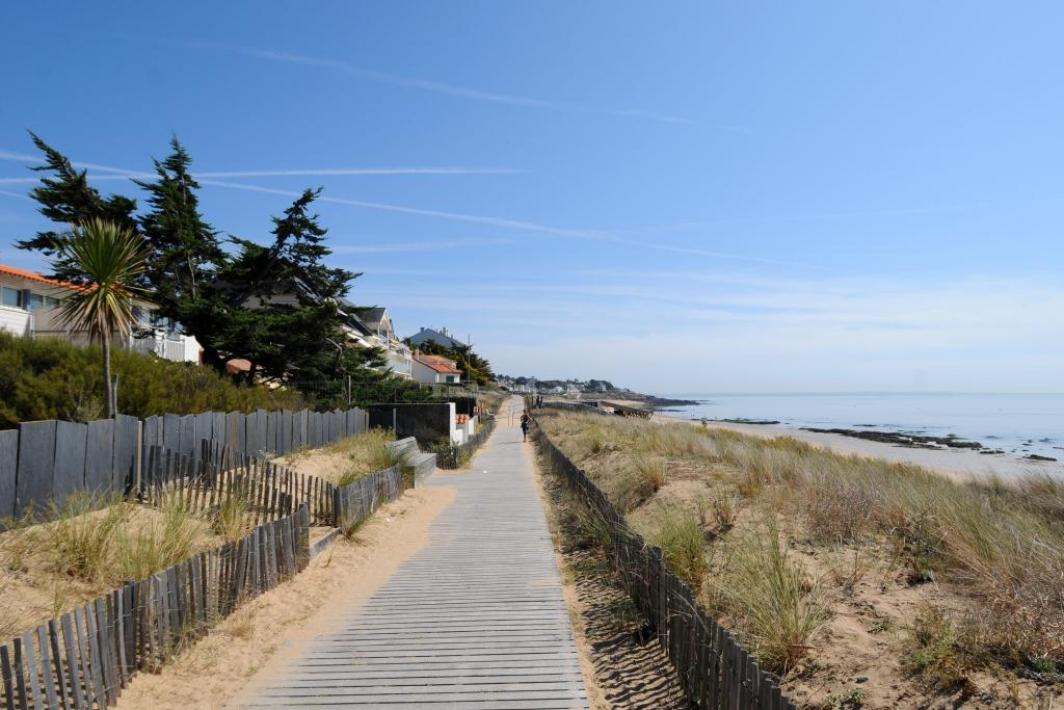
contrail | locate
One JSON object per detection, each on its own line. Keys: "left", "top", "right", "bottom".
{"left": 0, "top": 151, "right": 811, "bottom": 267}
{"left": 210, "top": 44, "right": 696, "bottom": 126}
{"left": 0, "top": 152, "right": 519, "bottom": 181}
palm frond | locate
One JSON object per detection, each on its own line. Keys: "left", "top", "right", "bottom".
{"left": 56, "top": 218, "right": 148, "bottom": 341}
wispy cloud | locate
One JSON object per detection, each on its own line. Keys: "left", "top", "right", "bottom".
{"left": 207, "top": 44, "right": 697, "bottom": 126}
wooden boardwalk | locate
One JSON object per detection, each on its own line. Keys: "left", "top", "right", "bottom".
{"left": 236, "top": 398, "right": 588, "bottom": 708}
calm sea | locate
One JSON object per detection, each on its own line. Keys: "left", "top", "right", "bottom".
{"left": 660, "top": 393, "right": 1064, "bottom": 459}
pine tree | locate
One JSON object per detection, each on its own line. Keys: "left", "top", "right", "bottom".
{"left": 134, "top": 137, "right": 225, "bottom": 303}
{"left": 221, "top": 189, "right": 384, "bottom": 386}
{"left": 133, "top": 138, "right": 230, "bottom": 371}
{"left": 16, "top": 133, "right": 138, "bottom": 283}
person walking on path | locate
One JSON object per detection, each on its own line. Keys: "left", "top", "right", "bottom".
{"left": 520, "top": 412, "right": 532, "bottom": 442}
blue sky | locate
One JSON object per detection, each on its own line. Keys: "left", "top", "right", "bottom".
{"left": 1, "top": 2, "right": 1062, "bottom": 393}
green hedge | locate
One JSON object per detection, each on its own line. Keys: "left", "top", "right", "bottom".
{"left": 0, "top": 332, "right": 304, "bottom": 427}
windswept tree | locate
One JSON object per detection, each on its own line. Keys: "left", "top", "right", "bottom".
{"left": 20, "top": 135, "right": 391, "bottom": 397}
{"left": 55, "top": 219, "right": 148, "bottom": 417}
{"left": 218, "top": 188, "right": 386, "bottom": 384}
{"left": 134, "top": 138, "right": 230, "bottom": 370}
{"left": 17, "top": 133, "right": 137, "bottom": 283}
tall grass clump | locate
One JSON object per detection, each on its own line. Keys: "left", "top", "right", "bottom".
{"left": 648, "top": 505, "right": 706, "bottom": 589}
{"left": 704, "top": 520, "right": 830, "bottom": 673}
{"left": 211, "top": 493, "right": 251, "bottom": 541}
{"left": 328, "top": 428, "right": 399, "bottom": 487}
{"left": 44, "top": 493, "right": 127, "bottom": 582}
{"left": 802, "top": 466, "right": 876, "bottom": 544}
{"left": 117, "top": 497, "right": 203, "bottom": 580}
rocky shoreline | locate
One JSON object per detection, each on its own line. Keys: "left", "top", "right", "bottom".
{"left": 802, "top": 427, "right": 1058, "bottom": 461}
{"left": 605, "top": 391, "right": 701, "bottom": 408}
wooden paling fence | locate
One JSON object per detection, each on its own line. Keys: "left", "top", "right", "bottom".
{"left": 537, "top": 429, "right": 797, "bottom": 710}
{"left": 435, "top": 417, "right": 496, "bottom": 469}
{"left": 140, "top": 441, "right": 337, "bottom": 527}
{"left": 0, "top": 504, "right": 309, "bottom": 710}
{"left": 333, "top": 465, "right": 404, "bottom": 528}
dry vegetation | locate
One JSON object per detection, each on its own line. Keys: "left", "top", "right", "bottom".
{"left": 0, "top": 492, "right": 223, "bottom": 639}
{"left": 276, "top": 428, "right": 397, "bottom": 486}
{"left": 538, "top": 410, "right": 1064, "bottom": 708}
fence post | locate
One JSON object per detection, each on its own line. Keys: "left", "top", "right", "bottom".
{"left": 134, "top": 418, "right": 143, "bottom": 497}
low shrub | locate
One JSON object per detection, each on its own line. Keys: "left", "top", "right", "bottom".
{"left": 0, "top": 331, "right": 304, "bottom": 427}
{"left": 903, "top": 606, "right": 971, "bottom": 693}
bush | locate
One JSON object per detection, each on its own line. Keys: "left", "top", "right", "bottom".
{"left": 0, "top": 331, "right": 304, "bottom": 427}
{"left": 903, "top": 606, "right": 970, "bottom": 692}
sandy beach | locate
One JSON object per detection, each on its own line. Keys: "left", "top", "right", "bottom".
{"left": 651, "top": 411, "right": 1064, "bottom": 480}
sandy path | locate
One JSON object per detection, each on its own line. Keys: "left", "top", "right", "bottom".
{"left": 114, "top": 485, "right": 456, "bottom": 710}
{"left": 655, "top": 412, "right": 1064, "bottom": 480}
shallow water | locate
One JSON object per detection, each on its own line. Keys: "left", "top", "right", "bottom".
{"left": 661, "top": 393, "right": 1064, "bottom": 459}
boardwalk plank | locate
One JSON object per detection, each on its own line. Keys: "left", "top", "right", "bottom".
{"left": 236, "top": 398, "right": 587, "bottom": 709}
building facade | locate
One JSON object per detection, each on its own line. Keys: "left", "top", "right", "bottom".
{"left": 0, "top": 263, "right": 202, "bottom": 362}
{"left": 411, "top": 353, "right": 463, "bottom": 385}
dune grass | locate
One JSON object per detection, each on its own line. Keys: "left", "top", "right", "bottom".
{"left": 280, "top": 428, "right": 398, "bottom": 486}
{"left": 117, "top": 495, "right": 205, "bottom": 580}
{"left": 42, "top": 493, "right": 128, "bottom": 583}
{"left": 539, "top": 410, "right": 1064, "bottom": 678}
{"left": 705, "top": 519, "right": 831, "bottom": 674}
{"left": 0, "top": 492, "right": 222, "bottom": 638}
{"left": 210, "top": 493, "right": 252, "bottom": 542}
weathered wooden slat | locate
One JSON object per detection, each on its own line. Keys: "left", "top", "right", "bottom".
{"left": 10, "top": 638, "right": 28, "bottom": 710}
{"left": 60, "top": 613, "right": 85, "bottom": 710}
{"left": 20, "top": 631, "right": 42, "bottom": 710}
{"left": 0, "top": 643, "right": 17, "bottom": 710}
{"left": 36, "top": 623, "right": 59, "bottom": 709}
{"left": 92, "top": 598, "right": 116, "bottom": 705}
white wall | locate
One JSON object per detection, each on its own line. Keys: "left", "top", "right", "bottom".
{"left": 0, "top": 306, "right": 31, "bottom": 337}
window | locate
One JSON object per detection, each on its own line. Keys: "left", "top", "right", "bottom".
{"left": 26, "top": 293, "right": 45, "bottom": 311}
{"left": 1, "top": 287, "right": 22, "bottom": 309}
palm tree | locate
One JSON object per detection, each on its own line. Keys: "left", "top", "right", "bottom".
{"left": 55, "top": 219, "right": 148, "bottom": 417}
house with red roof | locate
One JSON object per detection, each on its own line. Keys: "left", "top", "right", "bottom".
{"left": 411, "top": 352, "right": 463, "bottom": 385}
{"left": 0, "top": 262, "right": 202, "bottom": 362}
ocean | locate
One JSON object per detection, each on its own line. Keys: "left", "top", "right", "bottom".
{"left": 660, "top": 393, "right": 1064, "bottom": 459}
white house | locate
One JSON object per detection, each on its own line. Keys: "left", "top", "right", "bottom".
{"left": 411, "top": 353, "right": 462, "bottom": 385}
{"left": 0, "top": 263, "right": 202, "bottom": 362}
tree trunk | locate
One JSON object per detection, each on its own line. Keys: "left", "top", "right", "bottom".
{"left": 102, "top": 335, "right": 114, "bottom": 418}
